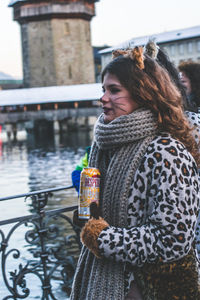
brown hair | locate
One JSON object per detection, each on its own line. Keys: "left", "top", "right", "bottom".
{"left": 102, "top": 51, "right": 200, "bottom": 166}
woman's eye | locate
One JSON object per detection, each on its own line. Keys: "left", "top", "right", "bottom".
{"left": 110, "top": 88, "right": 120, "bottom": 94}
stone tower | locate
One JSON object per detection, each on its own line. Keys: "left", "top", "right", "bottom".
{"left": 9, "top": 0, "right": 99, "bottom": 88}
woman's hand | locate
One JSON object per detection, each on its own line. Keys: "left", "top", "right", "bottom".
{"left": 81, "top": 217, "right": 109, "bottom": 258}
{"left": 90, "top": 201, "right": 101, "bottom": 219}
{"left": 72, "top": 202, "right": 101, "bottom": 228}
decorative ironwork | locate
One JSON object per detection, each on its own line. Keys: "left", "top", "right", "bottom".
{"left": 0, "top": 186, "right": 81, "bottom": 299}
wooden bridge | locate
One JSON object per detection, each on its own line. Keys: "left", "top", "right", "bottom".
{"left": 0, "top": 83, "right": 102, "bottom": 123}
{"left": 0, "top": 83, "right": 102, "bottom": 137}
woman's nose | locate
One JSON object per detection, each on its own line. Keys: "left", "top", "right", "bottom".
{"left": 100, "top": 93, "right": 109, "bottom": 103}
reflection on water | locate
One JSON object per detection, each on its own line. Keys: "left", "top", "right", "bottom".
{"left": 0, "top": 129, "right": 93, "bottom": 299}
{"left": 0, "top": 130, "right": 93, "bottom": 212}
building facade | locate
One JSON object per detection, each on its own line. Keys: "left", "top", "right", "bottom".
{"left": 100, "top": 25, "right": 200, "bottom": 70}
{"left": 9, "top": 0, "right": 99, "bottom": 88}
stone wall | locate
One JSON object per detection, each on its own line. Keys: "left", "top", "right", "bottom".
{"left": 22, "top": 21, "right": 57, "bottom": 87}
{"left": 52, "top": 18, "right": 95, "bottom": 86}
{"left": 21, "top": 18, "right": 95, "bottom": 87}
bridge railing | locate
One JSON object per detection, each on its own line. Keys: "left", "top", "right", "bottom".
{"left": 0, "top": 186, "right": 81, "bottom": 300}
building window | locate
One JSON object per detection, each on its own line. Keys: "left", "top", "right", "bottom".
{"left": 64, "top": 22, "right": 70, "bottom": 35}
{"left": 197, "top": 41, "right": 200, "bottom": 52}
{"left": 179, "top": 43, "right": 184, "bottom": 55}
{"left": 188, "top": 42, "right": 193, "bottom": 53}
{"left": 170, "top": 44, "right": 175, "bottom": 56}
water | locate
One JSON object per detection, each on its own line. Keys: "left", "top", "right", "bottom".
{"left": 0, "top": 129, "right": 93, "bottom": 299}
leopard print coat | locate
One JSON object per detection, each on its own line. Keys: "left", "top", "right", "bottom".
{"left": 97, "top": 134, "right": 200, "bottom": 299}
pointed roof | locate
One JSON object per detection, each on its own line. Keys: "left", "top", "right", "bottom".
{"left": 0, "top": 72, "right": 15, "bottom": 81}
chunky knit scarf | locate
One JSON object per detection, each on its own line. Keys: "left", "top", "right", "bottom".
{"left": 70, "top": 108, "right": 158, "bottom": 300}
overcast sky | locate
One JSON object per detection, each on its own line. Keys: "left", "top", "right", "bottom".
{"left": 1, "top": 0, "right": 200, "bottom": 78}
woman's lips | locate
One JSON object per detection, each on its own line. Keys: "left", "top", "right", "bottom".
{"left": 102, "top": 107, "right": 112, "bottom": 114}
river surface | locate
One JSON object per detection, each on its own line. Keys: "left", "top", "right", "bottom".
{"left": 0, "top": 129, "right": 93, "bottom": 299}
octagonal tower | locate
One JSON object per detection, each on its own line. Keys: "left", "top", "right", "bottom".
{"left": 9, "top": 0, "right": 99, "bottom": 87}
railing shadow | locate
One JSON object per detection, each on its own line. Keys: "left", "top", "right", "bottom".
{"left": 0, "top": 186, "right": 81, "bottom": 300}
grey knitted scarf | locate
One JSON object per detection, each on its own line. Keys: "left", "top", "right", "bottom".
{"left": 70, "top": 108, "right": 158, "bottom": 300}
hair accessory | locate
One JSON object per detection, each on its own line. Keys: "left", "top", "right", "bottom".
{"left": 112, "top": 46, "right": 145, "bottom": 70}
{"left": 144, "top": 40, "right": 159, "bottom": 59}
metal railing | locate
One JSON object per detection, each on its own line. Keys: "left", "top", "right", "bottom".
{"left": 0, "top": 186, "right": 81, "bottom": 300}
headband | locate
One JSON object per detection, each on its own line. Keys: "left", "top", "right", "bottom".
{"left": 112, "top": 46, "right": 145, "bottom": 70}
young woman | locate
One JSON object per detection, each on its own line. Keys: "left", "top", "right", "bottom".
{"left": 70, "top": 47, "right": 200, "bottom": 300}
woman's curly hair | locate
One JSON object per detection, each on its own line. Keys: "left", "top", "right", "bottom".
{"left": 102, "top": 53, "right": 200, "bottom": 166}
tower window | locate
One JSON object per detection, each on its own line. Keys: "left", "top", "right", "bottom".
{"left": 69, "top": 66, "right": 72, "bottom": 79}
{"left": 65, "top": 22, "right": 70, "bottom": 35}
{"left": 85, "top": 25, "right": 90, "bottom": 42}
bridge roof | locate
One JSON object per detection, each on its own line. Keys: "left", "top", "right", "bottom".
{"left": 0, "top": 83, "right": 102, "bottom": 106}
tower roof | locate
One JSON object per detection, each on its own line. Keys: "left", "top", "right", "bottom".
{"left": 9, "top": 0, "right": 26, "bottom": 5}
{"left": 9, "top": 0, "right": 98, "bottom": 22}
{"left": 9, "top": 0, "right": 99, "bottom": 6}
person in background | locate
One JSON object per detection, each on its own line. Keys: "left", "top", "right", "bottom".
{"left": 178, "top": 61, "right": 200, "bottom": 112}
{"left": 145, "top": 42, "right": 200, "bottom": 144}
{"left": 70, "top": 45, "right": 200, "bottom": 300}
